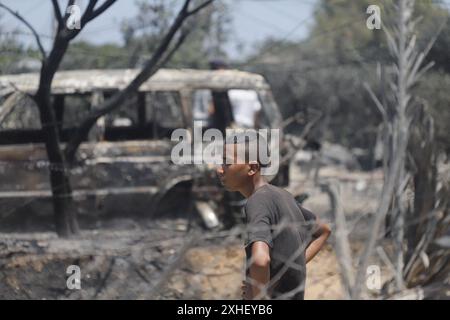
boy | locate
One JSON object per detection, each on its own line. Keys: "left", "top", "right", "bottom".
{"left": 216, "top": 132, "right": 331, "bottom": 300}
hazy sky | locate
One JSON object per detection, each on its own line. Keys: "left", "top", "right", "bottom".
{"left": 0, "top": 0, "right": 317, "bottom": 59}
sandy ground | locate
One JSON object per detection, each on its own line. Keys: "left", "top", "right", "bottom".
{"left": 305, "top": 244, "right": 343, "bottom": 299}
{"left": 164, "top": 243, "right": 343, "bottom": 300}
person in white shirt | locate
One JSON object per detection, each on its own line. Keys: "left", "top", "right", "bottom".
{"left": 228, "top": 89, "right": 262, "bottom": 128}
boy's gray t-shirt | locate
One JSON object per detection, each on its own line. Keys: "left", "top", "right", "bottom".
{"left": 244, "top": 184, "right": 319, "bottom": 300}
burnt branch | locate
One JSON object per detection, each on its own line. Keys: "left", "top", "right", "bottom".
{"left": 60, "top": 0, "right": 116, "bottom": 41}
{"left": 51, "top": 0, "right": 63, "bottom": 26}
{"left": 0, "top": 2, "right": 46, "bottom": 59}
{"left": 64, "top": 0, "right": 215, "bottom": 161}
{"left": 187, "top": 0, "right": 214, "bottom": 16}
{"left": 86, "top": 0, "right": 115, "bottom": 22}
{"left": 158, "top": 28, "right": 192, "bottom": 68}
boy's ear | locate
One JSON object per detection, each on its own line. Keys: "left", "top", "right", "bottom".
{"left": 248, "top": 161, "right": 260, "bottom": 176}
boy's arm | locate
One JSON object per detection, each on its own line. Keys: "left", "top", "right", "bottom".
{"left": 305, "top": 219, "right": 331, "bottom": 263}
{"left": 248, "top": 241, "right": 271, "bottom": 299}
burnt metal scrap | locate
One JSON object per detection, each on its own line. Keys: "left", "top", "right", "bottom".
{"left": 0, "top": 68, "right": 270, "bottom": 95}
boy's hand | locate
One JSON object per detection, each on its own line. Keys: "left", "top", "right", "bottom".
{"left": 305, "top": 220, "right": 331, "bottom": 263}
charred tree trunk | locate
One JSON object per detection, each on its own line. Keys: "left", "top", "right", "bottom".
{"left": 33, "top": 36, "right": 78, "bottom": 237}
{"left": 1, "top": 0, "right": 215, "bottom": 237}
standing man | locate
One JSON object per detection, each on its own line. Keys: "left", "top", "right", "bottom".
{"left": 216, "top": 132, "right": 331, "bottom": 300}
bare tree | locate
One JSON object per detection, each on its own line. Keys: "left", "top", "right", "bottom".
{"left": 0, "top": 0, "right": 214, "bottom": 237}
{"left": 320, "top": 182, "right": 354, "bottom": 299}
{"left": 353, "top": 0, "right": 446, "bottom": 298}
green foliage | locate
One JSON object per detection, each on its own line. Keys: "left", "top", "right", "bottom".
{"left": 0, "top": 38, "right": 25, "bottom": 74}
{"left": 0, "top": 14, "right": 37, "bottom": 74}
{"left": 248, "top": 56, "right": 381, "bottom": 149}
{"left": 60, "top": 41, "right": 128, "bottom": 70}
{"left": 310, "top": 0, "right": 387, "bottom": 63}
{"left": 120, "top": 0, "right": 231, "bottom": 68}
{"left": 310, "top": 0, "right": 449, "bottom": 67}
{"left": 246, "top": 0, "right": 450, "bottom": 155}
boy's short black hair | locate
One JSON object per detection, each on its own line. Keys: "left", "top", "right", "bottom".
{"left": 224, "top": 131, "right": 270, "bottom": 168}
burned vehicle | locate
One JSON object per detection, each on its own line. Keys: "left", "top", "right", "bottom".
{"left": 0, "top": 68, "right": 289, "bottom": 230}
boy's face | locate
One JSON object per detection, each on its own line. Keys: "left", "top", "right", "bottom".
{"left": 216, "top": 144, "right": 252, "bottom": 192}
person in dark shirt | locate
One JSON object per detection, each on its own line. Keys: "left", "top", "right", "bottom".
{"left": 216, "top": 132, "right": 331, "bottom": 300}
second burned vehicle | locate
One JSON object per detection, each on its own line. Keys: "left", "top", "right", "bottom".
{"left": 0, "top": 68, "right": 292, "bottom": 230}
